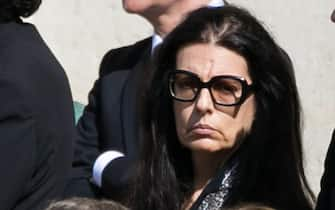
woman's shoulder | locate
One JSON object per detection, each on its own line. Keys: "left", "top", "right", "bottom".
{"left": 0, "top": 21, "right": 44, "bottom": 54}
{"left": 0, "top": 21, "right": 35, "bottom": 37}
{"left": 0, "top": 21, "right": 66, "bottom": 89}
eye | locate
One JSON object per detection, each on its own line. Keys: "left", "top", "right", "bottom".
{"left": 214, "top": 79, "right": 239, "bottom": 92}
{"left": 174, "top": 75, "right": 198, "bottom": 90}
{"left": 212, "top": 78, "right": 243, "bottom": 98}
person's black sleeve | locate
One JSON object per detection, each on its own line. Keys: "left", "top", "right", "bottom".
{"left": 0, "top": 77, "right": 35, "bottom": 210}
{"left": 316, "top": 129, "right": 335, "bottom": 210}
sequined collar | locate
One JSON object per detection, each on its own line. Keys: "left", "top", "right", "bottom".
{"left": 190, "top": 155, "right": 240, "bottom": 210}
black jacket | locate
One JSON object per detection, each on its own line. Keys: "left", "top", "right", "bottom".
{"left": 0, "top": 21, "right": 75, "bottom": 210}
{"left": 66, "top": 37, "right": 152, "bottom": 199}
{"left": 316, "top": 129, "right": 335, "bottom": 210}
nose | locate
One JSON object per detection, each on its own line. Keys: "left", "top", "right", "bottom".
{"left": 194, "top": 88, "right": 214, "bottom": 114}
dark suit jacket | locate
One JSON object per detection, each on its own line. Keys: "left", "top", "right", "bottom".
{"left": 316, "top": 129, "right": 335, "bottom": 210}
{"left": 66, "top": 37, "right": 152, "bottom": 199}
{"left": 0, "top": 21, "right": 75, "bottom": 210}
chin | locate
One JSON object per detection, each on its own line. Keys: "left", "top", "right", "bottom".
{"left": 122, "top": 1, "right": 147, "bottom": 14}
{"left": 187, "top": 138, "right": 233, "bottom": 153}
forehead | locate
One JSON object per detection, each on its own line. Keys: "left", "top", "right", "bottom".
{"left": 175, "top": 43, "right": 251, "bottom": 82}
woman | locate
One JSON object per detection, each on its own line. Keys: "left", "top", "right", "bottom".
{"left": 0, "top": 0, "right": 74, "bottom": 209}
{"left": 130, "top": 6, "right": 314, "bottom": 210}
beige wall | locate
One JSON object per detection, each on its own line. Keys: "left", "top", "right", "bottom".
{"left": 28, "top": 0, "right": 335, "bottom": 194}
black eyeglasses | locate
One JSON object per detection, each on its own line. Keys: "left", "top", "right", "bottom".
{"left": 168, "top": 69, "right": 254, "bottom": 106}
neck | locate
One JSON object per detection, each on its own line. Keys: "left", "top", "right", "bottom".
{"left": 182, "top": 150, "right": 229, "bottom": 210}
{"left": 151, "top": 12, "right": 182, "bottom": 37}
{"left": 147, "top": 6, "right": 189, "bottom": 37}
{"left": 145, "top": 1, "right": 214, "bottom": 37}
{"left": 192, "top": 151, "right": 228, "bottom": 189}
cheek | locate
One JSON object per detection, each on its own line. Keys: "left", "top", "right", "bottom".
{"left": 216, "top": 96, "right": 256, "bottom": 145}
{"left": 232, "top": 95, "right": 256, "bottom": 135}
{"left": 240, "top": 95, "right": 256, "bottom": 130}
{"left": 173, "top": 102, "right": 191, "bottom": 143}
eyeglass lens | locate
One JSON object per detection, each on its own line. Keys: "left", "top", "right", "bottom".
{"left": 170, "top": 72, "right": 244, "bottom": 105}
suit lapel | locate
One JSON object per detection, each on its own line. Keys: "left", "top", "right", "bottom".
{"left": 120, "top": 47, "right": 152, "bottom": 158}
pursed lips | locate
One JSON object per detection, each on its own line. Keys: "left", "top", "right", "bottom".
{"left": 187, "top": 123, "right": 218, "bottom": 136}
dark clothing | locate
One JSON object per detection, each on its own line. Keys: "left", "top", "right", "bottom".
{"left": 190, "top": 154, "right": 240, "bottom": 210}
{"left": 316, "top": 129, "right": 335, "bottom": 210}
{"left": 66, "top": 37, "right": 152, "bottom": 198}
{"left": 0, "top": 21, "right": 75, "bottom": 210}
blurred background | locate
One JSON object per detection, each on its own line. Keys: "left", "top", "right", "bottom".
{"left": 28, "top": 0, "right": 335, "bottom": 195}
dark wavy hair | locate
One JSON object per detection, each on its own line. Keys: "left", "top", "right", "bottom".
{"left": 45, "top": 197, "right": 129, "bottom": 210}
{"left": 130, "top": 5, "right": 315, "bottom": 210}
{"left": 0, "top": 0, "right": 41, "bottom": 21}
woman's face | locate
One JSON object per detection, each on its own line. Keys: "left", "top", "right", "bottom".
{"left": 173, "top": 43, "right": 256, "bottom": 154}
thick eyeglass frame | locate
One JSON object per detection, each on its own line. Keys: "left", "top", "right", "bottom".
{"left": 168, "top": 69, "right": 254, "bottom": 106}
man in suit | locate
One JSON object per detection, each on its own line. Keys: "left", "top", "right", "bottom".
{"left": 66, "top": 0, "right": 227, "bottom": 200}
{"left": 0, "top": 0, "right": 75, "bottom": 209}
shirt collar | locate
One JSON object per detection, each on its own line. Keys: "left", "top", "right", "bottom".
{"left": 208, "top": 0, "right": 225, "bottom": 8}
{"left": 151, "top": 33, "right": 163, "bottom": 54}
